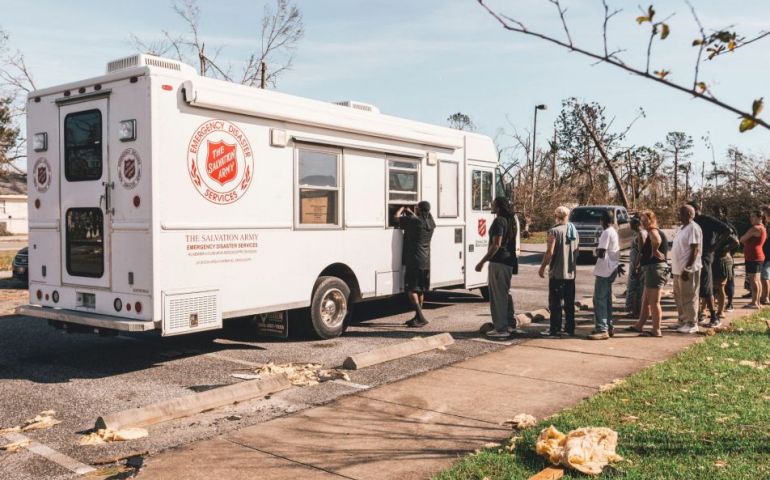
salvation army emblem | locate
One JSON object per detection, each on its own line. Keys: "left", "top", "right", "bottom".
{"left": 118, "top": 148, "right": 142, "bottom": 190}
{"left": 478, "top": 218, "right": 487, "bottom": 237}
{"left": 206, "top": 140, "right": 237, "bottom": 186}
{"left": 187, "top": 119, "right": 253, "bottom": 205}
{"left": 32, "top": 157, "right": 51, "bottom": 193}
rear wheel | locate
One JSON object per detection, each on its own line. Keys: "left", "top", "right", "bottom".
{"left": 309, "top": 276, "right": 350, "bottom": 339}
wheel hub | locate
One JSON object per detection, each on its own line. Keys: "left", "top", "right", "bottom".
{"left": 319, "top": 288, "right": 346, "bottom": 328}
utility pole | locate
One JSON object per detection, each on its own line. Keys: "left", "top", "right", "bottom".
{"left": 260, "top": 61, "right": 267, "bottom": 89}
{"left": 530, "top": 104, "right": 546, "bottom": 212}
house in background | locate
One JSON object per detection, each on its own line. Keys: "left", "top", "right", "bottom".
{"left": 0, "top": 173, "right": 28, "bottom": 235}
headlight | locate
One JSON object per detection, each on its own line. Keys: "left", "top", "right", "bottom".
{"left": 119, "top": 119, "right": 136, "bottom": 141}
{"left": 33, "top": 132, "right": 47, "bottom": 152}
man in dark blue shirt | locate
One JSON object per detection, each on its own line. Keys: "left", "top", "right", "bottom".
{"left": 687, "top": 201, "right": 731, "bottom": 327}
{"left": 394, "top": 201, "right": 435, "bottom": 327}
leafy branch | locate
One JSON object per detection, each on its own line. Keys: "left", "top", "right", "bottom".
{"left": 477, "top": 0, "right": 769, "bottom": 133}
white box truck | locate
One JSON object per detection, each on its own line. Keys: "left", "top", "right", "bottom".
{"left": 19, "top": 54, "right": 515, "bottom": 339}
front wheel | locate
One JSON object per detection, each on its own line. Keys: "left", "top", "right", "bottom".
{"left": 310, "top": 276, "right": 351, "bottom": 339}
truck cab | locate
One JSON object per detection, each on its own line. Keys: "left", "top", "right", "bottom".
{"left": 570, "top": 205, "right": 632, "bottom": 258}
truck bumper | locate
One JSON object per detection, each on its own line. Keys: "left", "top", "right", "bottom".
{"left": 16, "top": 305, "right": 158, "bottom": 332}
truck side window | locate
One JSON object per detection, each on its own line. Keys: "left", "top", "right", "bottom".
{"left": 297, "top": 148, "right": 340, "bottom": 226}
{"left": 387, "top": 157, "right": 419, "bottom": 227}
{"left": 64, "top": 109, "right": 102, "bottom": 182}
{"left": 471, "top": 170, "right": 493, "bottom": 211}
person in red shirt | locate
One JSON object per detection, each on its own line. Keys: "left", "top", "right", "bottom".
{"left": 740, "top": 210, "right": 767, "bottom": 309}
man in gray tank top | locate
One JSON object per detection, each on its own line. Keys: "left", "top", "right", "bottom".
{"left": 539, "top": 206, "right": 579, "bottom": 337}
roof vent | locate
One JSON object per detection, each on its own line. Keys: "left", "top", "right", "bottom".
{"left": 106, "top": 54, "right": 196, "bottom": 75}
{"left": 333, "top": 100, "right": 380, "bottom": 114}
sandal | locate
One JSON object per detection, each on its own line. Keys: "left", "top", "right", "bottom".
{"left": 624, "top": 326, "right": 644, "bottom": 333}
{"left": 639, "top": 331, "right": 663, "bottom": 338}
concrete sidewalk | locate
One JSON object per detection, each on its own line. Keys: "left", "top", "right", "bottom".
{"left": 136, "top": 293, "right": 753, "bottom": 480}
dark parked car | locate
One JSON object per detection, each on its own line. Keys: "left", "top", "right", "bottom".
{"left": 570, "top": 206, "right": 632, "bottom": 258}
{"left": 12, "top": 247, "right": 28, "bottom": 284}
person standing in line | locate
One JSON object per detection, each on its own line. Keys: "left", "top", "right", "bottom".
{"left": 715, "top": 206, "right": 738, "bottom": 311}
{"left": 686, "top": 201, "right": 731, "bottom": 328}
{"left": 394, "top": 201, "right": 435, "bottom": 327}
{"left": 627, "top": 211, "right": 667, "bottom": 337}
{"left": 761, "top": 205, "right": 770, "bottom": 304}
{"left": 475, "top": 197, "right": 519, "bottom": 339}
{"left": 740, "top": 209, "right": 767, "bottom": 309}
{"left": 538, "top": 206, "right": 579, "bottom": 338}
{"left": 711, "top": 206, "right": 739, "bottom": 319}
{"left": 625, "top": 216, "right": 646, "bottom": 318}
{"left": 588, "top": 210, "right": 622, "bottom": 341}
{"left": 671, "top": 205, "right": 703, "bottom": 333}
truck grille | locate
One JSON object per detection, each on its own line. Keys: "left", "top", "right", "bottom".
{"left": 13, "top": 254, "right": 28, "bottom": 266}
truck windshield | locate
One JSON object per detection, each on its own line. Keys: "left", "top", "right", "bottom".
{"left": 569, "top": 208, "right": 607, "bottom": 223}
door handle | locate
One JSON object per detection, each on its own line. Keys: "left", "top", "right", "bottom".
{"left": 102, "top": 181, "right": 115, "bottom": 215}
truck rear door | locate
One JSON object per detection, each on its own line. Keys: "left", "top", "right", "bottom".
{"left": 59, "top": 98, "right": 111, "bottom": 289}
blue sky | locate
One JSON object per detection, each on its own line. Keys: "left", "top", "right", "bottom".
{"left": 2, "top": 0, "right": 769, "bottom": 184}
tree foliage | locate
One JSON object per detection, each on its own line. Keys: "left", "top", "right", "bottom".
{"left": 131, "top": 0, "right": 304, "bottom": 87}
{"left": 447, "top": 112, "right": 476, "bottom": 131}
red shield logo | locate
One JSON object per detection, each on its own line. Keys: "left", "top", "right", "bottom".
{"left": 123, "top": 158, "right": 136, "bottom": 180}
{"left": 37, "top": 165, "right": 47, "bottom": 185}
{"left": 478, "top": 218, "right": 487, "bottom": 237}
{"left": 206, "top": 140, "right": 238, "bottom": 186}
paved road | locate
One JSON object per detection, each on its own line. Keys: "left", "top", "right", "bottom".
{"left": 0, "top": 246, "right": 613, "bottom": 479}
{"left": 0, "top": 235, "right": 26, "bottom": 252}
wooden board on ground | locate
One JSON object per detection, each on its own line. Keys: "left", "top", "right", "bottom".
{"left": 343, "top": 333, "right": 454, "bottom": 370}
{"left": 528, "top": 466, "right": 565, "bottom": 480}
{"left": 96, "top": 374, "right": 291, "bottom": 430}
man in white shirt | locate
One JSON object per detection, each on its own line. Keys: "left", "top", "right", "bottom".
{"left": 588, "top": 210, "right": 622, "bottom": 340}
{"left": 671, "top": 204, "right": 703, "bottom": 333}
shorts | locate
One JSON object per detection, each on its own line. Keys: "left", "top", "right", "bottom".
{"left": 713, "top": 256, "right": 733, "bottom": 283}
{"left": 404, "top": 266, "right": 430, "bottom": 293}
{"left": 762, "top": 260, "right": 770, "bottom": 281}
{"left": 699, "top": 255, "right": 713, "bottom": 298}
{"left": 642, "top": 263, "right": 668, "bottom": 289}
{"left": 746, "top": 261, "right": 763, "bottom": 275}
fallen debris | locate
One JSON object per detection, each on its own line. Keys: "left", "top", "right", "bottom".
{"left": 244, "top": 362, "right": 350, "bottom": 386}
{"left": 92, "top": 451, "right": 149, "bottom": 466}
{"left": 230, "top": 373, "right": 262, "bottom": 381}
{"left": 599, "top": 378, "right": 625, "bottom": 392}
{"left": 575, "top": 299, "right": 593, "bottom": 311}
{"left": 527, "top": 309, "right": 550, "bottom": 322}
{"left": 0, "top": 438, "right": 31, "bottom": 453}
{"left": 737, "top": 360, "right": 767, "bottom": 370}
{"left": 502, "top": 413, "right": 538, "bottom": 430}
{"left": 536, "top": 425, "right": 622, "bottom": 476}
{"left": 79, "top": 428, "right": 149, "bottom": 446}
{"left": 527, "top": 466, "right": 565, "bottom": 480}
{"left": 0, "top": 410, "right": 62, "bottom": 434}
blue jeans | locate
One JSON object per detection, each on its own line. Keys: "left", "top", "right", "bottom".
{"left": 593, "top": 275, "right": 615, "bottom": 332}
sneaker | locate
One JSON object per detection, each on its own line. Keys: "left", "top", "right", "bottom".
{"left": 405, "top": 318, "right": 428, "bottom": 328}
{"left": 676, "top": 324, "right": 699, "bottom": 334}
{"left": 667, "top": 324, "right": 685, "bottom": 330}
{"left": 539, "top": 330, "right": 559, "bottom": 339}
{"left": 588, "top": 331, "right": 610, "bottom": 340}
{"left": 486, "top": 330, "right": 511, "bottom": 339}
{"left": 698, "top": 318, "right": 711, "bottom": 327}
{"left": 707, "top": 320, "right": 722, "bottom": 329}
{"left": 726, "top": 304, "right": 734, "bottom": 312}
{"left": 507, "top": 327, "right": 525, "bottom": 335}
{"left": 608, "top": 325, "right": 615, "bottom": 338}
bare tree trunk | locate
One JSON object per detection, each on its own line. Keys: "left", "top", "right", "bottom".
{"left": 673, "top": 149, "right": 679, "bottom": 204}
{"left": 577, "top": 113, "right": 630, "bottom": 209}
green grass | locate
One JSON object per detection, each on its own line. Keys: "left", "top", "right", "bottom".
{"left": 0, "top": 251, "right": 14, "bottom": 271}
{"left": 435, "top": 310, "right": 770, "bottom": 480}
{"left": 522, "top": 231, "right": 547, "bottom": 244}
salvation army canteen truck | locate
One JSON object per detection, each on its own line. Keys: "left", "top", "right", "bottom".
{"left": 19, "top": 53, "right": 515, "bottom": 339}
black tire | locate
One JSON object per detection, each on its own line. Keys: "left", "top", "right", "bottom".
{"left": 478, "top": 286, "right": 490, "bottom": 301}
{"left": 309, "top": 276, "right": 351, "bottom": 339}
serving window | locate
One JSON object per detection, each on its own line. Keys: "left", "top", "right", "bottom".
{"left": 296, "top": 147, "right": 341, "bottom": 226}
{"left": 387, "top": 157, "right": 420, "bottom": 227}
